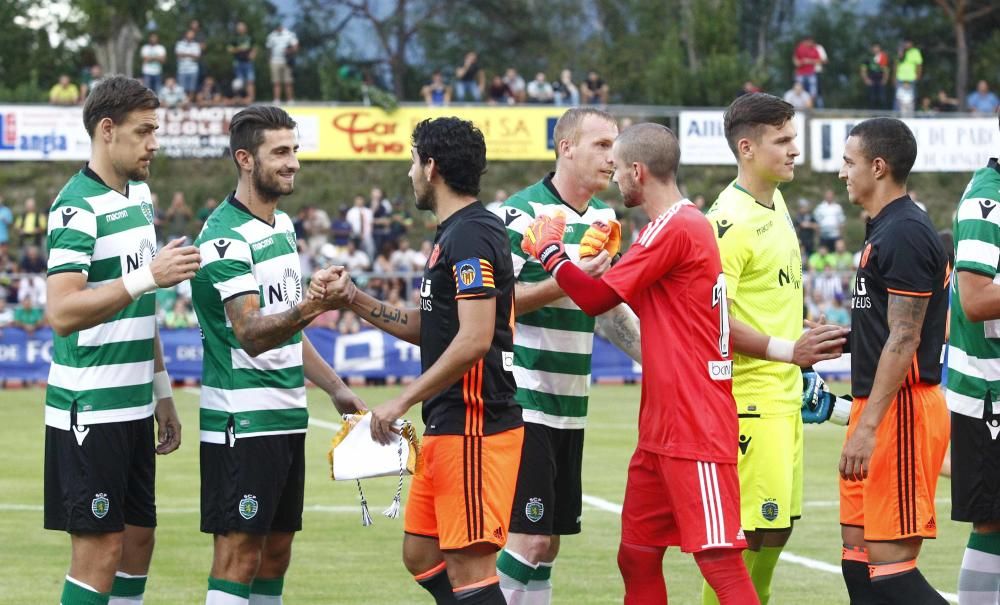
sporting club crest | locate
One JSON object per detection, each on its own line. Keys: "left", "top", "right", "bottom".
{"left": 285, "top": 230, "right": 296, "bottom": 250}
{"left": 761, "top": 499, "right": 779, "bottom": 522}
{"left": 525, "top": 497, "right": 544, "bottom": 523}
{"left": 239, "top": 494, "right": 259, "bottom": 520}
{"left": 91, "top": 493, "right": 110, "bottom": 519}
{"left": 140, "top": 200, "right": 154, "bottom": 225}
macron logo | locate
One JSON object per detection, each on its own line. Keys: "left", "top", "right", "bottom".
{"left": 214, "top": 239, "right": 231, "bottom": 258}
{"left": 61, "top": 208, "right": 78, "bottom": 226}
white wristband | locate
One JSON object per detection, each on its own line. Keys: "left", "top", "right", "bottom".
{"left": 764, "top": 337, "right": 795, "bottom": 363}
{"left": 153, "top": 371, "right": 173, "bottom": 400}
{"left": 830, "top": 396, "right": 852, "bottom": 426}
{"left": 122, "top": 265, "right": 158, "bottom": 300}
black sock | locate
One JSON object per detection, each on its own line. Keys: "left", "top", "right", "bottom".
{"left": 454, "top": 581, "right": 505, "bottom": 604}
{"left": 416, "top": 566, "right": 457, "bottom": 604}
{"left": 871, "top": 567, "right": 947, "bottom": 605}
{"left": 841, "top": 558, "right": 885, "bottom": 604}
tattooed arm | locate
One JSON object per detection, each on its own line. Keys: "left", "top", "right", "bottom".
{"left": 595, "top": 304, "right": 642, "bottom": 364}
{"left": 840, "top": 293, "right": 928, "bottom": 481}
{"left": 225, "top": 293, "right": 324, "bottom": 358}
{"left": 312, "top": 267, "right": 421, "bottom": 344}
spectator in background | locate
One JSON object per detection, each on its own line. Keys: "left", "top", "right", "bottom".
{"left": 158, "top": 76, "right": 187, "bottom": 108}
{"left": 18, "top": 244, "right": 46, "bottom": 306}
{"left": 195, "top": 75, "right": 222, "bottom": 106}
{"left": 503, "top": 67, "right": 527, "bottom": 103}
{"left": 487, "top": 75, "right": 514, "bottom": 105}
{"left": 389, "top": 237, "right": 422, "bottom": 273}
{"left": 808, "top": 244, "right": 836, "bottom": 273}
{"left": 967, "top": 80, "right": 1000, "bottom": 115}
{"left": 908, "top": 189, "right": 927, "bottom": 212}
{"left": 794, "top": 198, "right": 818, "bottom": 256}
{"left": 12, "top": 295, "right": 45, "bottom": 336}
{"left": 691, "top": 194, "right": 707, "bottom": 211}
{"left": 266, "top": 24, "right": 298, "bottom": 103}
{"left": 739, "top": 80, "right": 762, "bottom": 97}
{"left": 330, "top": 207, "right": 353, "bottom": 252}
{"left": 370, "top": 187, "right": 393, "bottom": 253}
{"left": 304, "top": 204, "right": 331, "bottom": 256}
{"left": 783, "top": 80, "right": 813, "bottom": 110}
{"left": 0, "top": 298, "right": 13, "bottom": 335}
{"left": 420, "top": 71, "right": 451, "bottom": 106}
{"left": 812, "top": 264, "right": 843, "bottom": 302}
{"left": 860, "top": 43, "right": 889, "bottom": 109}
{"left": 895, "top": 38, "right": 923, "bottom": 107}
{"left": 14, "top": 198, "right": 46, "bottom": 249}
{"left": 140, "top": 33, "right": 166, "bottom": 92}
{"left": 342, "top": 238, "right": 371, "bottom": 273}
{"left": 195, "top": 197, "right": 217, "bottom": 232}
{"left": 814, "top": 189, "right": 845, "bottom": 251}
{"left": 388, "top": 197, "right": 413, "bottom": 242}
{"left": 337, "top": 309, "right": 361, "bottom": 335}
{"left": 486, "top": 189, "right": 507, "bottom": 213}
{"left": 228, "top": 21, "right": 257, "bottom": 103}
{"left": 346, "top": 194, "right": 374, "bottom": 256}
{"left": 825, "top": 296, "right": 850, "bottom": 327}
{"left": 175, "top": 29, "right": 201, "bottom": 96}
{"left": 580, "top": 70, "right": 609, "bottom": 105}
{"left": 79, "top": 64, "right": 103, "bottom": 99}
{"left": 164, "top": 191, "right": 193, "bottom": 240}
{"left": 526, "top": 72, "right": 555, "bottom": 104}
{"left": 832, "top": 239, "right": 854, "bottom": 271}
{"left": 0, "top": 195, "right": 12, "bottom": 251}
{"left": 164, "top": 298, "right": 197, "bottom": 329}
{"left": 49, "top": 74, "right": 79, "bottom": 106}
{"left": 552, "top": 69, "right": 579, "bottom": 106}
{"left": 372, "top": 241, "right": 394, "bottom": 275}
{"left": 923, "top": 89, "right": 959, "bottom": 113}
{"left": 793, "top": 36, "right": 825, "bottom": 103}
{"left": 453, "top": 51, "right": 483, "bottom": 102}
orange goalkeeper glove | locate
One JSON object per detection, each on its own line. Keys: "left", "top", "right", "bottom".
{"left": 579, "top": 219, "right": 622, "bottom": 258}
{"left": 521, "top": 211, "right": 569, "bottom": 272}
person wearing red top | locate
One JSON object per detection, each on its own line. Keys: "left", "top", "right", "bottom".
{"left": 520, "top": 123, "right": 757, "bottom": 605}
{"left": 793, "top": 36, "right": 826, "bottom": 105}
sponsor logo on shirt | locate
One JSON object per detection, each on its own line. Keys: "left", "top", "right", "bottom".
{"left": 708, "top": 360, "right": 732, "bottom": 380}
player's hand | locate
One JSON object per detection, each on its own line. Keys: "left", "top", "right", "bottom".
{"left": 370, "top": 398, "right": 410, "bottom": 446}
{"left": 330, "top": 385, "right": 368, "bottom": 415}
{"left": 839, "top": 425, "right": 875, "bottom": 482}
{"left": 154, "top": 397, "right": 182, "bottom": 455}
{"left": 578, "top": 250, "right": 611, "bottom": 278}
{"left": 307, "top": 266, "right": 341, "bottom": 301}
{"left": 579, "top": 219, "right": 622, "bottom": 258}
{"left": 150, "top": 237, "right": 201, "bottom": 287}
{"left": 792, "top": 322, "right": 849, "bottom": 367}
{"left": 521, "top": 211, "right": 568, "bottom": 272}
{"left": 312, "top": 267, "right": 355, "bottom": 309}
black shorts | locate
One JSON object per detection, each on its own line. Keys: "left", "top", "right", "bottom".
{"left": 201, "top": 433, "right": 305, "bottom": 535}
{"left": 44, "top": 416, "right": 156, "bottom": 533}
{"left": 508, "top": 423, "right": 584, "bottom": 536}
{"left": 951, "top": 407, "right": 1000, "bottom": 523}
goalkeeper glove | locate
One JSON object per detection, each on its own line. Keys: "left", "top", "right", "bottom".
{"left": 801, "top": 369, "right": 852, "bottom": 425}
{"left": 579, "top": 218, "right": 623, "bottom": 258}
{"left": 522, "top": 212, "right": 569, "bottom": 272}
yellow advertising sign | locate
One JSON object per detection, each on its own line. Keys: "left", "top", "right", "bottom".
{"left": 286, "top": 106, "right": 566, "bottom": 161}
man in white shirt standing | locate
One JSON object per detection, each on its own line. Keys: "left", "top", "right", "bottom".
{"left": 813, "top": 188, "right": 845, "bottom": 251}
{"left": 140, "top": 32, "right": 166, "bottom": 92}
{"left": 266, "top": 25, "right": 298, "bottom": 104}
{"left": 175, "top": 29, "right": 201, "bottom": 96}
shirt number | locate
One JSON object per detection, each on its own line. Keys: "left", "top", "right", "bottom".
{"left": 711, "top": 274, "right": 731, "bottom": 357}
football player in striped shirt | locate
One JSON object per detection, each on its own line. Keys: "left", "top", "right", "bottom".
{"left": 44, "top": 75, "right": 201, "bottom": 605}
{"left": 191, "top": 106, "right": 366, "bottom": 605}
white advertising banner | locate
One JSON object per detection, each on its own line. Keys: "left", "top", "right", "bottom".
{"left": 0, "top": 105, "right": 90, "bottom": 161}
{"left": 810, "top": 117, "right": 998, "bottom": 173}
{"left": 679, "top": 110, "right": 806, "bottom": 165}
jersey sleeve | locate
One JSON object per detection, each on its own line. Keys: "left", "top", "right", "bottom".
{"left": 495, "top": 197, "right": 536, "bottom": 280}
{"left": 46, "top": 200, "right": 97, "bottom": 276}
{"left": 877, "top": 220, "right": 942, "bottom": 297}
{"left": 709, "top": 208, "right": 752, "bottom": 299}
{"left": 198, "top": 233, "right": 257, "bottom": 302}
{"left": 604, "top": 213, "right": 689, "bottom": 305}
{"left": 954, "top": 195, "right": 1000, "bottom": 278}
{"left": 446, "top": 219, "right": 507, "bottom": 300}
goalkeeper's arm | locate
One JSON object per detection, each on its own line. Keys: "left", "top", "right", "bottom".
{"left": 550, "top": 261, "right": 622, "bottom": 316}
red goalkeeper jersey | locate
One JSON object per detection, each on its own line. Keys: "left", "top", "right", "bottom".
{"left": 603, "top": 201, "right": 738, "bottom": 463}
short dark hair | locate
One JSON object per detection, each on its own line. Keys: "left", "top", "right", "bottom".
{"left": 848, "top": 117, "right": 917, "bottom": 185}
{"left": 229, "top": 105, "right": 297, "bottom": 169}
{"left": 82, "top": 75, "right": 159, "bottom": 137}
{"left": 615, "top": 123, "right": 680, "bottom": 182}
{"left": 723, "top": 93, "right": 795, "bottom": 155}
{"left": 411, "top": 117, "right": 486, "bottom": 196}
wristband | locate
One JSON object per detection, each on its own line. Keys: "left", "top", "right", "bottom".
{"left": 829, "top": 396, "right": 852, "bottom": 426}
{"left": 153, "top": 371, "right": 173, "bottom": 400}
{"left": 765, "top": 337, "right": 795, "bottom": 363}
{"left": 122, "top": 265, "right": 158, "bottom": 300}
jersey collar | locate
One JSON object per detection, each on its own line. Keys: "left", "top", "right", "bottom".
{"left": 869, "top": 194, "right": 912, "bottom": 225}
{"left": 731, "top": 181, "right": 776, "bottom": 211}
{"left": 227, "top": 191, "right": 276, "bottom": 228}
{"left": 82, "top": 164, "right": 130, "bottom": 198}
{"left": 988, "top": 157, "right": 1000, "bottom": 175}
{"left": 543, "top": 172, "right": 595, "bottom": 217}
{"left": 437, "top": 199, "right": 483, "bottom": 230}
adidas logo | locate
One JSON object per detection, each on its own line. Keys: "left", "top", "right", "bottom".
{"left": 492, "top": 526, "right": 504, "bottom": 541}
{"left": 926, "top": 516, "right": 936, "bottom": 530}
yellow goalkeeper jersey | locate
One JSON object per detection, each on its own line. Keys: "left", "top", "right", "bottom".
{"left": 706, "top": 181, "right": 803, "bottom": 417}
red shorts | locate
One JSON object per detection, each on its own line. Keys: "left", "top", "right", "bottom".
{"left": 404, "top": 428, "right": 523, "bottom": 550}
{"left": 621, "top": 448, "right": 746, "bottom": 553}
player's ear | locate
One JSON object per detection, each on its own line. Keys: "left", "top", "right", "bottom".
{"left": 234, "top": 148, "right": 254, "bottom": 174}
{"left": 423, "top": 157, "right": 437, "bottom": 183}
{"left": 871, "top": 157, "right": 888, "bottom": 181}
{"left": 98, "top": 117, "right": 115, "bottom": 144}
{"left": 738, "top": 137, "right": 753, "bottom": 161}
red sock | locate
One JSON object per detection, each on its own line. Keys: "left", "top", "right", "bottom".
{"left": 618, "top": 542, "right": 667, "bottom": 604}
{"left": 694, "top": 549, "right": 759, "bottom": 605}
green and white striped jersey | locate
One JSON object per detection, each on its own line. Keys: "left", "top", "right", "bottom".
{"left": 948, "top": 158, "right": 1000, "bottom": 418}
{"left": 495, "top": 175, "right": 617, "bottom": 429}
{"left": 45, "top": 168, "right": 158, "bottom": 430}
{"left": 191, "top": 195, "right": 306, "bottom": 443}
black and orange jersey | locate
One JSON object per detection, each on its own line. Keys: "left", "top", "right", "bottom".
{"left": 849, "top": 195, "right": 949, "bottom": 397}
{"left": 419, "top": 201, "right": 521, "bottom": 436}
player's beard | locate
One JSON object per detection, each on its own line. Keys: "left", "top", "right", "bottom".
{"left": 414, "top": 181, "right": 436, "bottom": 212}
{"left": 116, "top": 156, "right": 152, "bottom": 183}
{"left": 618, "top": 174, "right": 642, "bottom": 208}
{"left": 252, "top": 162, "right": 294, "bottom": 200}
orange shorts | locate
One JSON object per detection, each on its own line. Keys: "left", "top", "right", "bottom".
{"left": 840, "top": 384, "right": 949, "bottom": 541}
{"left": 405, "top": 427, "right": 523, "bottom": 550}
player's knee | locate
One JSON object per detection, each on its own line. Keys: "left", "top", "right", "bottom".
{"left": 212, "top": 543, "right": 262, "bottom": 583}
{"left": 259, "top": 541, "right": 292, "bottom": 577}
{"left": 617, "top": 542, "right": 664, "bottom": 578}
{"left": 517, "top": 534, "right": 553, "bottom": 563}
{"left": 72, "top": 532, "right": 125, "bottom": 577}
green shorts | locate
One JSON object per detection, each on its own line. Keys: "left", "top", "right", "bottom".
{"left": 737, "top": 413, "right": 803, "bottom": 530}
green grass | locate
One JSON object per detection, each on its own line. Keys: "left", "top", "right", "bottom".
{"left": 0, "top": 385, "right": 964, "bottom": 604}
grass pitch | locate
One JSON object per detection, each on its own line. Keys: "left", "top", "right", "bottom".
{"left": 0, "top": 385, "right": 964, "bottom": 603}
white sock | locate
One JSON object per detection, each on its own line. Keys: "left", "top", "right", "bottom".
{"left": 497, "top": 549, "right": 537, "bottom": 604}
{"left": 524, "top": 561, "right": 553, "bottom": 605}
{"left": 958, "top": 538, "right": 1000, "bottom": 605}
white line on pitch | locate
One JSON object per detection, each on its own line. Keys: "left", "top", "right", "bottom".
{"left": 580, "top": 492, "right": 959, "bottom": 603}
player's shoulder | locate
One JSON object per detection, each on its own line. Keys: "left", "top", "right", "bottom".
{"left": 50, "top": 172, "right": 100, "bottom": 214}
{"left": 195, "top": 202, "right": 247, "bottom": 245}
{"left": 503, "top": 182, "right": 548, "bottom": 217}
